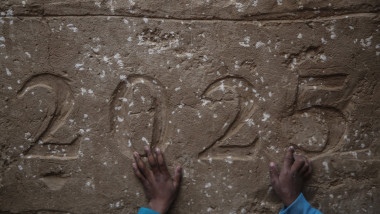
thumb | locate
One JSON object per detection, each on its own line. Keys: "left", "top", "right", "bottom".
{"left": 269, "top": 162, "right": 279, "bottom": 187}
{"left": 173, "top": 166, "right": 182, "bottom": 189}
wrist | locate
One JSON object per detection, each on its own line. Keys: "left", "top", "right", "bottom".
{"left": 282, "top": 193, "right": 300, "bottom": 207}
{"left": 149, "top": 200, "right": 171, "bottom": 214}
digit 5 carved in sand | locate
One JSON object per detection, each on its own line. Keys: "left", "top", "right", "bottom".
{"left": 17, "top": 74, "right": 79, "bottom": 159}
{"left": 283, "top": 67, "right": 363, "bottom": 157}
{"left": 110, "top": 75, "right": 169, "bottom": 158}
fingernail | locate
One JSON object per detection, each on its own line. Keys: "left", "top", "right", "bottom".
{"left": 270, "top": 162, "right": 275, "bottom": 167}
{"left": 156, "top": 148, "right": 160, "bottom": 153}
{"left": 133, "top": 152, "right": 138, "bottom": 157}
{"left": 144, "top": 146, "right": 150, "bottom": 152}
{"left": 289, "top": 146, "right": 294, "bottom": 151}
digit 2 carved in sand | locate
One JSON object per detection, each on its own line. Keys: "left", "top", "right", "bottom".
{"left": 198, "top": 76, "right": 260, "bottom": 160}
{"left": 17, "top": 74, "right": 79, "bottom": 159}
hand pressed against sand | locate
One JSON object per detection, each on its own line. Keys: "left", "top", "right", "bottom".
{"left": 132, "top": 147, "right": 182, "bottom": 214}
{"left": 132, "top": 145, "right": 314, "bottom": 213}
{"left": 269, "top": 146, "right": 312, "bottom": 206}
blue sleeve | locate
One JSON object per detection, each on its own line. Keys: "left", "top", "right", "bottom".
{"left": 279, "top": 193, "right": 323, "bottom": 214}
{"left": 138, "top": 207, "right": 161, "bottom": 214}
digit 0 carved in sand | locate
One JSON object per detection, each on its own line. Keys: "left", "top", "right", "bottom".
{"left": 110, "top": 75, "right": 169, "bottom": 158}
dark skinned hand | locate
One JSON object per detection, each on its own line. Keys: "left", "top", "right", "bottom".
{"left": 269, "top": 146, "right": 312, "bottom": 207}
{"left": 132, "top": 146, "right": 182, "bottom": 214}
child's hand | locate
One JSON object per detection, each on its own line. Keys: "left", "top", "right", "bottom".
{"left": 133, "top": 147, "right": 182, "bottom": 214}
{"left": 269, "top": 146, "right": 312, "bottom": 207}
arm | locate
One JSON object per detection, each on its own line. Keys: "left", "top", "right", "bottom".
{"left": 137, "top": 207, "right": 161, "bottom": 214}
{"left": 279, "top": 193, "right": 322, "bottom": 214}
{"left": 133, "top": 147, "right": 182, "bottom": 214}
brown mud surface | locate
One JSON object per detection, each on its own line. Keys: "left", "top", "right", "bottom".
{"left": 0, "top": 1, "right": 379, "bottom": 213}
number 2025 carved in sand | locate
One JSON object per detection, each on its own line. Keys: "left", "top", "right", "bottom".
{"left": 17, "top": 72, "right": 352, "bottom": 161}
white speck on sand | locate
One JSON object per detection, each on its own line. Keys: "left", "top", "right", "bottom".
{"left": 5, "top": 68, "right": 11, "bottom": 76}
{"left": 320, "top": 54, "right": 327, "bottom": 61}
{"left": 322, "top": 161, "right": 329, "bottom": 172}
{"left": 262, "top": 113, "right": 270, "bottom": 122}
{"left": 255, "top": 41, "right": 265, "bottom": 48}
{"left": 142, "top": 137, "right": 149, "bottom": 145}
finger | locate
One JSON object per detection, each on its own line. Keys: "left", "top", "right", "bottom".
{"left": 304, "top": 161, "right": 313, "bottom": 178}
{"left": 156, "top": 148, "right": 170, "bottom": 177}
{"left": 132, "top": 163, "right": 147, "bottom": 183}
{"left": 173, "top": 166, "right": 182, "bottom": 189}
{"left": 299, "top": 159, "right": 310, "bottom": 175}
{"left": 269, "top": 162, "right": 279, "bottom": 187}
{"left": 283, "top": 146, "right": 295, "bottom": 170}
{"left": 291, "top": 154, "right": 305, "bottom": 174}
{"left": 145, "top": 146, "right": 159, "bottom": 175}
{"left": 133, "top": 151, "right": 151, "bottom": 178}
